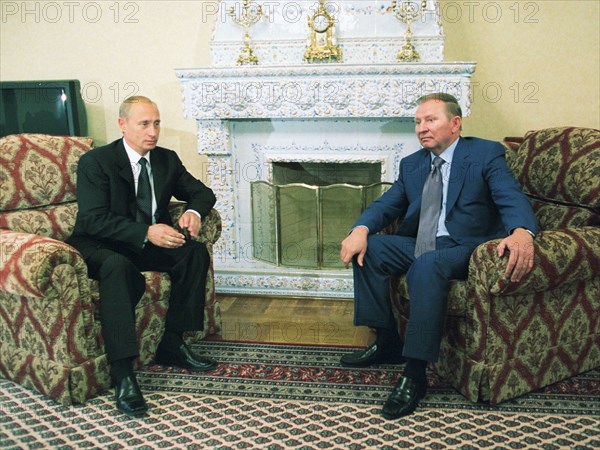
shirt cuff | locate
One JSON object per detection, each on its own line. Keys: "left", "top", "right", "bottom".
{"left": 350, "top": 225, "right": 370, "bottom": 235}
{"left": 511, "top": 227, "right": 535, "bottom": 239}
{"left": 185, "top": 209, "right": 202, "bottom": 220}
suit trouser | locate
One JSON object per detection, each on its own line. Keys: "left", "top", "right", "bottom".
{"left": 353, "top": 235, "right": 476, "bottom": 362}
{"left": 73, "top": 240, "right": 210, "bottom": 363}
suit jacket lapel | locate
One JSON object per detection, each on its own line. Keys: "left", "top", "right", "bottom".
{"left": 116, "top": 140, "right": 135, "bottom": 191}
{"left": 114, "top": 140, "right": 139, "bottom": 219}
{"left": 150, "top": 150, "right": 166, "bottom": 208}
{"left": 412, "top": 149, "right": 433, "bottom": 195}
{"left": 446, "top": 138, "right": 470, "bottom": 214}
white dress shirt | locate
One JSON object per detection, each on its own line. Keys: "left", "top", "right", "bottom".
{"left": 123, "top": 139, "right": 202, "bottom": 224}
{"left": 123, "top": 139, "right": 158, "bottom": 224}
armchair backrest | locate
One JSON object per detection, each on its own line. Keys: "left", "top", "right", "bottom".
{"left": 0, "top": 134, "right": 93, "bottom": 240}
{"left": 504, "top": 127, "right": 600, "bottom": 230}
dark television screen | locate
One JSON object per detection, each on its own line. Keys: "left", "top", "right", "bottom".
{"left": 0, "top": 80, "right": 87, "bottom": 138}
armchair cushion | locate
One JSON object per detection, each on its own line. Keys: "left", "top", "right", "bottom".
{"left": 0, "top": 203, "right": 78, "bottom": 241}
{"left": 0, "top": 134, "right": 93, "bottom": 211}
{"left": 506, "top": 127, "right": 600, "bottom": 228}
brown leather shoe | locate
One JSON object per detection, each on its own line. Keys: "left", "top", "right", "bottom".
{"left": 381, "top": 375, "right": 427, "bottom": 419}
{"left": 340, "top": 343, "right": 406, "bottom": 368}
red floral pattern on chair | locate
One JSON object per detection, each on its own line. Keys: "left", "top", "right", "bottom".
{"left": 0, "top": 134, "right": 90, "bottom": 211}
{"left": 0, "top": 134, "right": 222, "bottom": 405}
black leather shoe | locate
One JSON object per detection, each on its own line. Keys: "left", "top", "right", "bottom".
{"left": 115, "top": 374, "right": 148, "bottom": 417}
{"left": 381, "top": 375, "right": 427, "bottom": 419}
{"left": 340, "top": 343, "right": 406, "bottom": 368}
{"left": 155, "top": 343, "right": 217, "bottom": 372}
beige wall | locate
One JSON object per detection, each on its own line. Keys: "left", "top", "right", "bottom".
{"left": 441, "top": 0, "right": 600, "bottom": 139}
{"left": 1, "top": 0, "right": 599, "bottom": 176}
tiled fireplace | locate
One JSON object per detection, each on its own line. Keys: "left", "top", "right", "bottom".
{"left": 177, "top": 1, "right": 475, "bottom": 298}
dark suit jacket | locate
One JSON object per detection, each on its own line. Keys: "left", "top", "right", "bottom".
{"left": 68, "top": 139, "right": 216, "bottom": 254}
{"left": 355, "top": 136, "right": 538, "bottom": 247}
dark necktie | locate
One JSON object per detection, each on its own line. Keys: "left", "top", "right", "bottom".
{"left": 136, "top": 158, "right": 153, "bottom": 224}
{"left": 415, "top": 156, "right": 445, "bottom": 257}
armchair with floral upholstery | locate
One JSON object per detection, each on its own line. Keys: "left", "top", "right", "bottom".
{"left": 389, "top": 127, "right": 600, "bottom": 404}
{"left": 0, "top": 134, "right": 222, "bottom": 405}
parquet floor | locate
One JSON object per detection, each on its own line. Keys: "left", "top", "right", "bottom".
{"left": 210, "top": 295, "right": 373, "bottom": 347}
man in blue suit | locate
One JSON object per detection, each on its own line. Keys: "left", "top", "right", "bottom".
{"left": 339, "top": 93, "right": 538, "bottom": 419}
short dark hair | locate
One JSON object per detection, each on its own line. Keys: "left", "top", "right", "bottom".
{"left": 417, "top": 93, "right": 462, "bottom": 120}
{"left": 119, "top": 96, "right": 156, "bottom": 119}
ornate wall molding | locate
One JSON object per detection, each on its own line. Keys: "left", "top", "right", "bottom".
{"left": 214, "top": 271, "right": 354, "bottom": 298}
{"left": 177, "top": 63, "right": 476, "bottom": 122}
{"left": 253, "top": 142, "right": 403, "bottom": 181}
{"left": 197, "top": 120, "right": 230, "bottom": 155}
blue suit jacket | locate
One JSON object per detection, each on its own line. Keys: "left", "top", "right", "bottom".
{"left": 355, "top": 137, "right": 538, "bottom": 247}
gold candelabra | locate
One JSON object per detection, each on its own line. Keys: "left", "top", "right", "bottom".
{"left": 228, "top": 0, "right": 265, "bottom": 65}
{"left": 391, "top": 0, "right": 427, "bottom": 62}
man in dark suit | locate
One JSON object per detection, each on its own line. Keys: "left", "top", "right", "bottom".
{"left": 339, "top": 93, "right": 537, "bottom": 419}
{"left": 67, "top": 96, "right": 217, "bottom": 417}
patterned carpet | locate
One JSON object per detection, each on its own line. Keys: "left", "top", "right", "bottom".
{"left": 2, "top": 341, "right": 599, "bottom": 449}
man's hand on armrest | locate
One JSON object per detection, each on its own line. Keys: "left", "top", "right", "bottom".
{"left": 496, "top": 227, "right": 535, "bottom": 283}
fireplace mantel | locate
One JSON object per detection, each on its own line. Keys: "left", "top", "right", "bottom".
{"left": 176, "top": 63, "right": 475, "bottom": 121}
{"left": 177, "top": 62, "right": 475, "bottom": 298}
{"left": 176, "top": 1, "right": 476, "bottom": 298}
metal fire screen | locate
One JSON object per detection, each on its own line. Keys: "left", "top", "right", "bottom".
{"left": 251, "top": 162, "right": 392, "bottom": 269}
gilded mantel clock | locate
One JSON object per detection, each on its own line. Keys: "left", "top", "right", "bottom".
{"left": 304, "top": 1, "right": 342, "bottom": 63}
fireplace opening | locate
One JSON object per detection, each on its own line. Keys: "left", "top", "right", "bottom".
{"left": 251, "top": 162, "right": 391, "bottom": 269}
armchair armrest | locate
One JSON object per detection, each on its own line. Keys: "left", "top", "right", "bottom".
{"left": 168, "top": 203, "right": 221, "bottom": 246}
{"left": 469, "top": 227, "right": 600, "bottom": 296}
{"left": 0, "top": 230, "right": 89, "bottom": 298}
